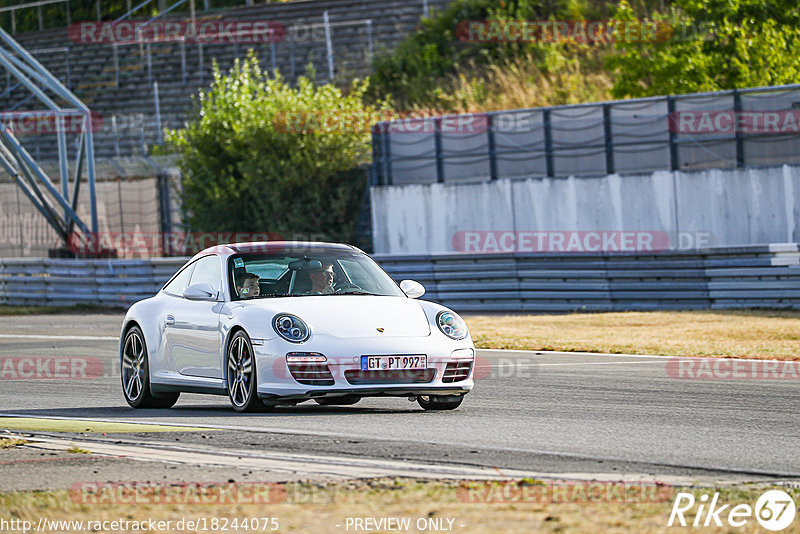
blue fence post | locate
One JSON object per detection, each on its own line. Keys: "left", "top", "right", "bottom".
{"left": 434, "top": 117, "right": 444, "bottom": 183}
{"left": 733, "top": 89, "right": 744, "bottom": 167}
{"left": 543, "top": 109, "right": 554, "bottom": 177}
{"left": 487, "top": 113, "right": 497, "bottom": 180}
{"left": 603, "top": 104, "right": 614, "bottom": 174}
{"left": 667, "top": 96, "right": 678, "bottom": 171}
{"left": 370, "top": 124, "right": 380, "bottom": 186}
{"left": 381, "top": 123, "right": 392, "bottom": 186}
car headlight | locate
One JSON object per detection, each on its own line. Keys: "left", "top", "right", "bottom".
{"left": 273, "top": 314, "right": 310, "bottom": 343}
{"left": 437, "top": 310, "right": 468, "bottom": 340}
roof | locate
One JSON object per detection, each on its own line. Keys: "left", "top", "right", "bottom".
{"left": 191, "top": 241, "right": 362, "bottom": 261}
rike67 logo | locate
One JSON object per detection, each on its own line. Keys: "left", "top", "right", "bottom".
{"left": 668, "top": 490, "right": 796, "bottom": 531}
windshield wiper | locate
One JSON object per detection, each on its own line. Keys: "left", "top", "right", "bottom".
{"left": 323, "top": 291, "right": 380, "bottom": 296}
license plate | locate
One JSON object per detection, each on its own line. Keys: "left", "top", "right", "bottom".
{"left": 361, "top": 355, "right": 427, "bottom": 371}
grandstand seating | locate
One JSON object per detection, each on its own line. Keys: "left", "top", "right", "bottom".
{"left": 0, "top": 0, "right": 451, "bottom": 161}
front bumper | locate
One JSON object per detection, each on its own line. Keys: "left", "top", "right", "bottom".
{"left": 252, "top": 335, "right": 475, "bottom": 400}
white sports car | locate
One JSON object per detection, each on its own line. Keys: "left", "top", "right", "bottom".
{"left": 120, "top": 242, "right": 475, "bottom": 412}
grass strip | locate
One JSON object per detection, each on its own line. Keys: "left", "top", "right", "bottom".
{"left": 466, "top": 310, "right": 800, "bottom": 361}
{"left": 0, "top": 417, "right": 215, "bottom": 434}
{"left": 0, "top": 479, "right": 796, "bottom": 533}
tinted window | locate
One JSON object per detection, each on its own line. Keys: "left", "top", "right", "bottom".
{"left": 189, "top": 255, "right": 221, "bottom": 293}
{"left": 162, "top": 263, "right": 195, "bottom": 296}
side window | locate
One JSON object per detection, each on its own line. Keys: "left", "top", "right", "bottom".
{"left": 189, "top": 255, "right": 221, "bottom": 293}
{"left": 162, "top": 263, "right": 195, "bottom": 296}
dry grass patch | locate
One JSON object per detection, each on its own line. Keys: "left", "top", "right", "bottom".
{"left": 0, "top": 480, "right": 795, "bottom": 533}
{"left": 435, "top": 54, "right": 613, "bottom": 113}
{"left": 465, "top": 310, "right": 800, "bottom": 361}
{"left": 0, "top": 436, "right": 27, "bottom": 449}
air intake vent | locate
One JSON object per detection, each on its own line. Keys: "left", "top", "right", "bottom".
{"left": 288, "top": 363, "right": 334, "bottom": 386}
{"left": 344, "top": 369, "right": 435, "bottom": 385}
{"left": 443, "top": 362, "right": 472, "bottom": 383}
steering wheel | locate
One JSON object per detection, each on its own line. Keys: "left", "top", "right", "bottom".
{"left": 334, "top": 282, "right": 363, "bottom": 293}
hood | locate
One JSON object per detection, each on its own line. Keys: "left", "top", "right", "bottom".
{"left": 249, "top": 295, "right": 431, "bottom": 338}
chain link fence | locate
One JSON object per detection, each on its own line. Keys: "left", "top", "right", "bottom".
{"left": 0, "top": 155, "right": 180, "bottom": 257}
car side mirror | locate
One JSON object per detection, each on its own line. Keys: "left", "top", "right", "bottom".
{"left": 183, "top": 282, "right": 218, "bottom": 301}
{"left": 400, "top": 279, "right": 425, "bottom": 299}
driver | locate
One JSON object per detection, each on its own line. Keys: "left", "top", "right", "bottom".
{"left": 308, "top": 262, "right": 335, "bottom": 294}
{"left": 236, "top": 272, "right": 260, "bottom": 299}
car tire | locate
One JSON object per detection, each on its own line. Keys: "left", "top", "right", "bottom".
{"left": 122, "top": 326, "right": 179, "bottom": 409}
{"left": 314, "top": 395, "right": 361, "bottom": 406}
{"left": 226, "top": 330, "right": 272, "bottom": 413}
{"left": 417, "top": 395, "right": 464, "bottom": 411}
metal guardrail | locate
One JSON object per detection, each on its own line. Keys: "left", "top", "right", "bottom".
{"left": 0, "top": 257, "right": 183, "bottom": 306}
{"left": 2, "top": 244, "right": 799, "bottom": 310}
{"left": 377, "top": 243, "right": 800, "bottom": 312}
{"left": 371, "top": 83, "right": 800, "bottom": 185}
{"left": 0, "top": 0, "right": 69, "bottom": 33}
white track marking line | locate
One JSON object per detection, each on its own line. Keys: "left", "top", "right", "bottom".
{"left": 478, "top": 348, "right": 790, "bottom": 364}
{"left": 479, "top": 348, "right": 674, "bottom": 359}
{"left": 7, "top": 415, "right": 799, "bottom": 479}
{"left": 476, "top": 360, "right": 666, "bottom": 368}
{"left": 0, "top": 334, "right": 118, "bottom": 341}
{"left": 25, "top": 436, "right": 714, "bottom": 485}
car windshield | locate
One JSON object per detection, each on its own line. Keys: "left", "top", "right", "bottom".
{"left": 228, "top": 249, "right": 406, "bottom": 300}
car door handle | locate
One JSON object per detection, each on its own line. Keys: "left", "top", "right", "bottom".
{"left": 165, "top": 314, "right": 175, "bottom": 326}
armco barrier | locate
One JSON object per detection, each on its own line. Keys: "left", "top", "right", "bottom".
{"left": 1, "top": 244, "right": 798, "bottom": 311}
{"left": 374, "top": 243, "right": 800, "bottom": 312}
{"left": 0, "top": 257, "right": 185, "bottom": 307}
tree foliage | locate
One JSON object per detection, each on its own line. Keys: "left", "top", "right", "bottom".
{"left": 368, "top": 0, "right": 577, "bottom": 109}
{"left": 166, "top": 55, "right": 380, "bottom": 244}
{"left": 607, "top": 0, "right": 800, "bottom": 97}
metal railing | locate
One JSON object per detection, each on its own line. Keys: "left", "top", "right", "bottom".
{"left": 108, "top": 14, "right": 373, "bottom": 86}
{"left": 371, "top": 83, "right": 800, "bottom": 186}
{"left": 0, "top": 0, "right": 69, "bottom": 33}
{"left": 0, "top": 0, "right": 366, "bottom": 34}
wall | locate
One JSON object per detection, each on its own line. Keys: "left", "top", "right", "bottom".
{"left": 370, "top": 164, "right": 800, "bottom": 255}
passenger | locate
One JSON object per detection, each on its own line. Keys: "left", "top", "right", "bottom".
{"left": 308, "top": 262, "right": 335, "bottom": 294}
{"left": 236, "top": 272, "right": 260, "bottom": 299}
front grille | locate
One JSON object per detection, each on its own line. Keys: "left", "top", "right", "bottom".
{"left": 288, "top": 363, "right": 335, "bottom": 386}
{"left": 344, "top": 369, "right": 436, "bottom": 385}
{"left": 443, "top": 361, "right": 473, "bottom": 383}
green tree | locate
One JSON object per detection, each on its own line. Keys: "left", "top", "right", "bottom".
{"left": 607, "top": 0, "right": 800, "bottom": 98}
{"left": 166, "top": 55, "right": 382, "bottom": 244}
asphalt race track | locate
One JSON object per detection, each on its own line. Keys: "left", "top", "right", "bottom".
{"left": 1, "top": 313, "right": 798, "bottom": 483}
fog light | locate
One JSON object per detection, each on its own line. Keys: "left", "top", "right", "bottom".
{"left": 450, "top": 348, "right": 475, "bottom": 360}
{"left": 286, "top": 352, "right": 327, "bottom": 364}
